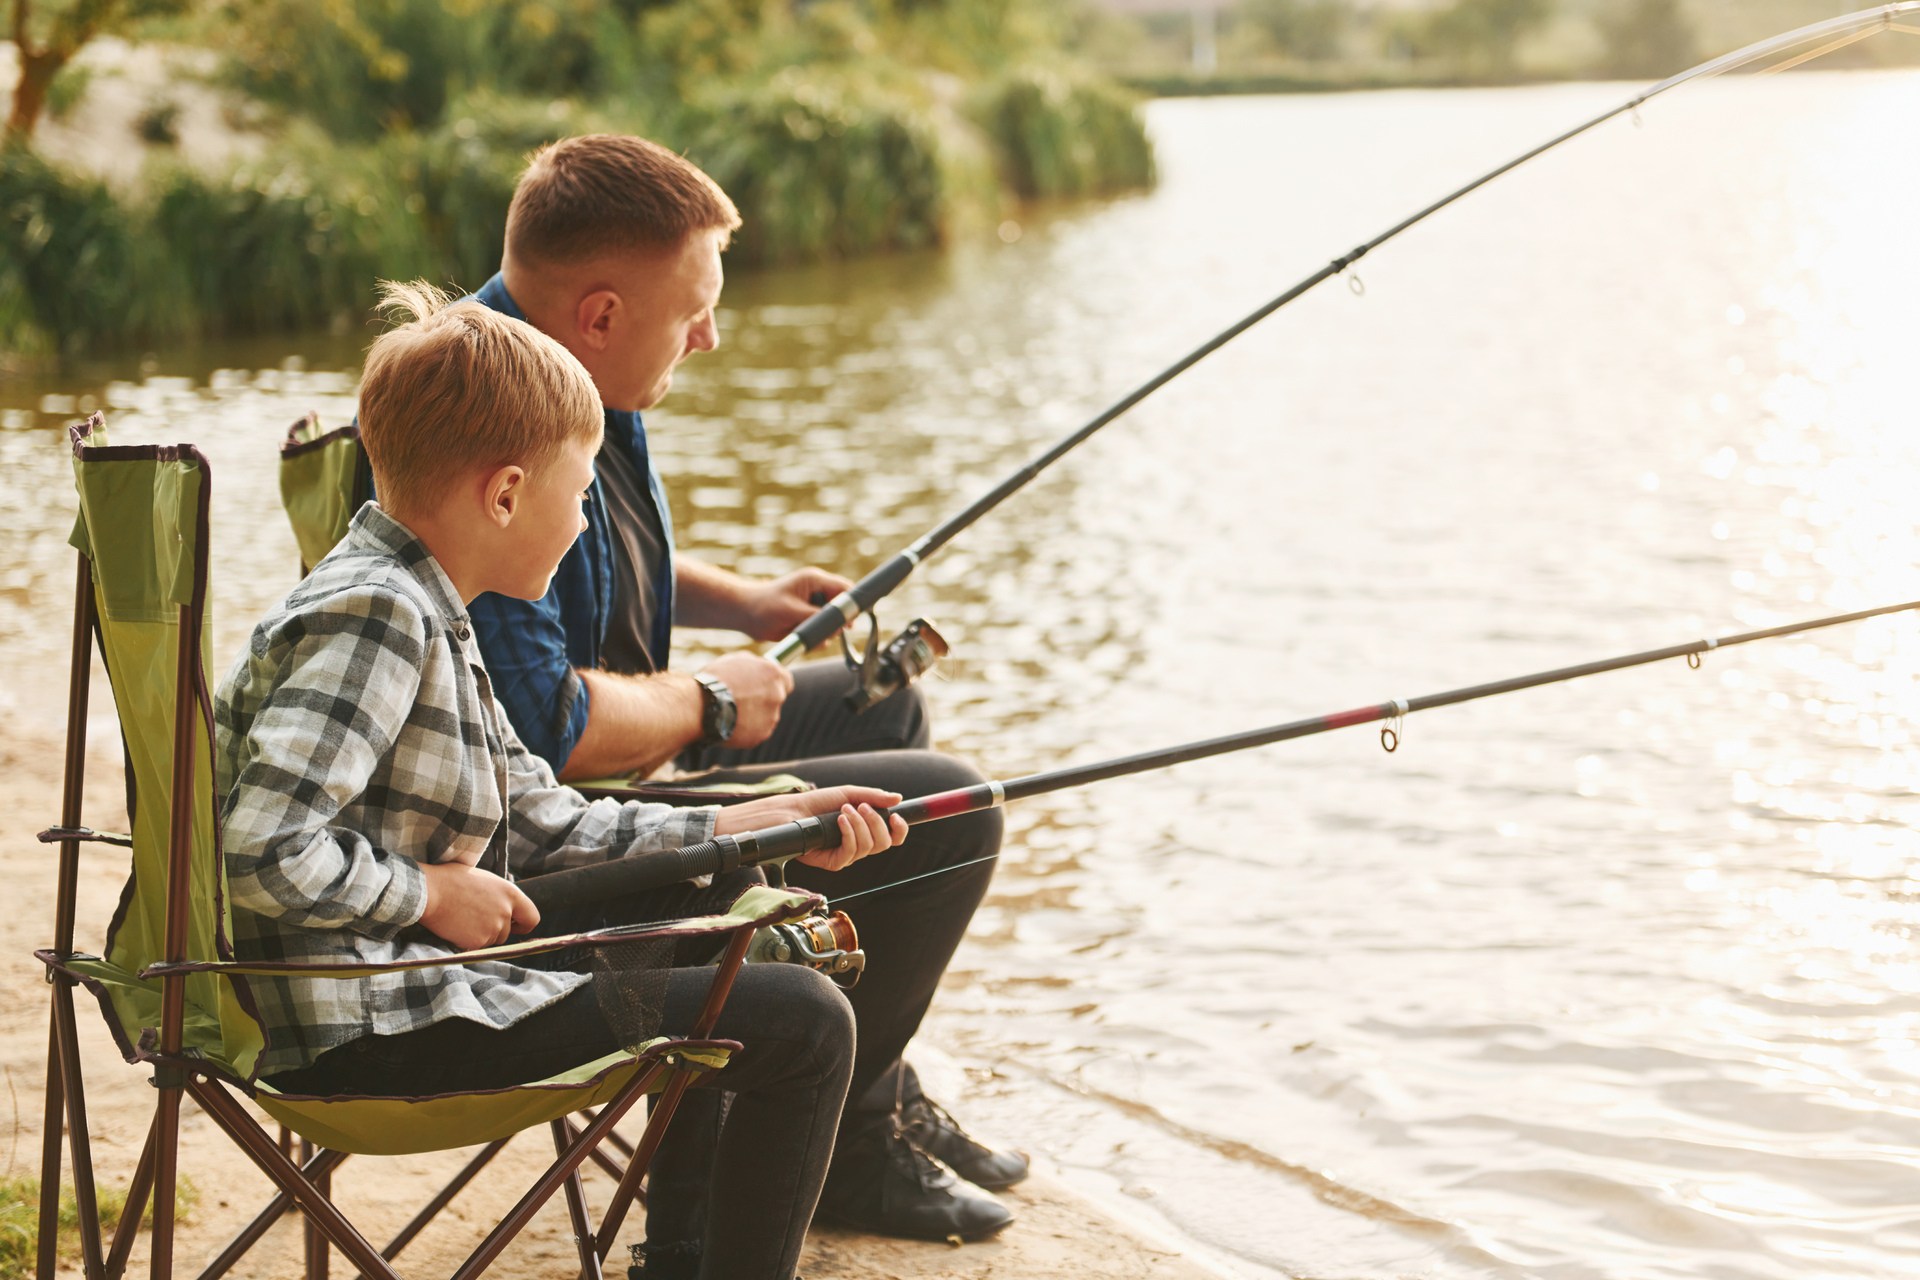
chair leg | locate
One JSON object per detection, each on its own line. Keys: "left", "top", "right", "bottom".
{"left": 551, "top": 1122, "right": 603, "bottom": 1280}
{"left": 149, "top": 1077, "right": 184, "bottom": 1280}
{"left": 37, "top": 1001, "right": 67, "bottom": 1280}
{"left": 196, "top": 1148, "right": 350, "bottom": 1280}
{"left": 591, "top": 1069, "right": 702, "bottom": 1263}
{"left": 447, "top": 1060, "right": 668, "bottom": 1280}
{"left": 185, "top": 1080, "right": 401, "bottom": 1280}
{"left": 105, "top": 1114, "right": 160, "bottom": 1280}
{"left": 52, "top": 981, "right": 107, "bottom": 1280}
{"left": 301, "top": 1139, "right": 330, "bottom": 1280}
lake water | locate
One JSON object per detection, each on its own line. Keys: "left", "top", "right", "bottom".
{"left": 7, "top": 71, "right": 1920, "bottom": 1279}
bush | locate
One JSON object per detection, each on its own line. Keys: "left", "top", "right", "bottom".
{"left": 0, "top": 147, "right": 185, "bottom": 353}
{"left": 151, "top": 133, "right": 437, "bottom": 334}
{"left": 976, "top": 68, "right": 1154, "bottom": 199}
{"left": 680, "top": 73, "right": 946, "bottom": 264}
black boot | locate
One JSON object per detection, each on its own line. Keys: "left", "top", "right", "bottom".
{"left": 816, "top": 1111, "right": 1014, "bottom": 1242}
{"left": 899, "top": 1092, "right": 1030, "bottom": 1191}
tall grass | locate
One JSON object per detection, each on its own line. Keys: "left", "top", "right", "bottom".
{"left": 0, "top": 1174, "right": 199, "bottom": 1280}
{"left": 976, "top": 68, "right": 1155, "bottom": 199}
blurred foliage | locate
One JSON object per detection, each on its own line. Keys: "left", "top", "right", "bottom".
{"left": 0, "top": 0, "right": 1157, "bottom": 354}
{"left": 976, "top": 67, "right": 1154, "bottom": 199}
{"left": 6, "top": 0, "right": 194, "bottom": 140}
{"left": 45, "top": 64, "right": 94, "bottom": 122}
{"left": 1400, "top": 0, "right": 1551, "bottom": 75}
{"left": 1241, "top": 0, "right": 1347, "bottom": 62}
{"left": 1596, "top": 0, "right": 1699, "bottom": 79}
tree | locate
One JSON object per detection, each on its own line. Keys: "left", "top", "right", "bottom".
{"left": 1595, "top": 0, "right": 1698, "bottom": 79}
{"left": 6, "top": 0, "right": 187, "bottom": 143}
{"left": 1244, "top": 0, "right": 1347, "bottom": 62}
{"left": 1419, "top": 0, "right": 1552, "bottom": 75}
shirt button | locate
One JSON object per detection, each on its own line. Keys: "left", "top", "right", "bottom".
{"left": 456, "top": 627, "right": 471, "bottom": 642}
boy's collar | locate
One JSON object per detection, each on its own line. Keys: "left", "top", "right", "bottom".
{"left": 347, "top": 504, "right": 471, "bottom": 625}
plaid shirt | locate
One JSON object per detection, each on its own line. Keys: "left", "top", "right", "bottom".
{"left": 215, "top": 504, "right": 717, "bottom": 1077}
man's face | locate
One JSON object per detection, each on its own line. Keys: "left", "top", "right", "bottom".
{"left": 605, "top": 230, "right": 724, "bottom": 412}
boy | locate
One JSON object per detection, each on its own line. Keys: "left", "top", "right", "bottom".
{"left": 216, "top": 281, "right": 905, "bottom": 1280}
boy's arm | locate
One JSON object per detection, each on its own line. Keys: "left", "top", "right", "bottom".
{"left": 224, "top": 589, "right": 431, "bottom": 938}
{"left": 496, "top": 704, "right": 720, "bottom": 879}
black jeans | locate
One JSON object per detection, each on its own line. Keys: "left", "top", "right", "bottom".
{"left": 265, "top": 874, "right": 854, "bottom": 1280}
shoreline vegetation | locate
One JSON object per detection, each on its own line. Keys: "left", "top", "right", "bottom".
{"left": 0, "top": 0, "right": 1155, "bottom": 363}
{"left": 5, "top": 0, "right": 1917, "bottom": 368}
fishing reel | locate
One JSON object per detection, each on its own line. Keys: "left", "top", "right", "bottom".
{"left": 841, "top": 613, "right": 949, "bottom": 715}
{"left": 746, "top": 909, "right": 865, "bottom": 988}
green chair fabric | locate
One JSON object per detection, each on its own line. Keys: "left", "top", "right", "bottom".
{"left": 278, "top": 411, "right": 368, "bottom": 573}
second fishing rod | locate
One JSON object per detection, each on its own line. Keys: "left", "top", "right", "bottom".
{"left": 523, "top": 595, "right": 1920, "bottom": 912}
{"left": 770, "top": 3, "right": 1920, "bottom": 711}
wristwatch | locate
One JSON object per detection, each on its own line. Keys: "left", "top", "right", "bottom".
{"left": 693, "top": 672, "right": 737, "bottom": 748}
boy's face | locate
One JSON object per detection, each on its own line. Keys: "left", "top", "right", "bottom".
{"left": 497, "top": 435, "right": 599, "bottom": 600}
{"left": 599, "top": 230, "right": 725, "bottom": 412}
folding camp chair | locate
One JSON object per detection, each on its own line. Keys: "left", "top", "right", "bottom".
{"left": 36, "top": 412, "right": 826, "bottom": 1280}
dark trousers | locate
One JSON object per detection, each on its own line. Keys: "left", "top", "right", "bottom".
{"left": 648, "top": 660, "right": 1002, "bottom": 1249}
{"left": 688, "top": 659, "right": 1004, "bottom": 1109}
{"left": 265, "top": 874, "right": 854, "bottom": 1280}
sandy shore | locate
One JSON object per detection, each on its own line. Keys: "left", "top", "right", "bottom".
{"left": 1, "top": 712, "right": 1220, "bottom": 1280}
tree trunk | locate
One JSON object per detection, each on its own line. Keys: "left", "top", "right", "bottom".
{"left": 6, "top": 46, "right": 66, "bottom": 143}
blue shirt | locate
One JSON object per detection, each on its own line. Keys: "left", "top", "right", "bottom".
{"left": 465, "top": 273, "right": 679, "bottom": 769}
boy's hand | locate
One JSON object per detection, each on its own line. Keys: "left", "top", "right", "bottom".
{"left": 420, "top": 861, "right": 541, "bottom": 950}
{"left": 698, "top": 651, "right": 794, "bottom": 748}
{"left": 712, "top": 785, "right": 908, "bottom": 872}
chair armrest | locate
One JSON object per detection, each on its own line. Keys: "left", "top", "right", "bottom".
{"left": 140, "top": 885, "right": 824, "bottom": 981}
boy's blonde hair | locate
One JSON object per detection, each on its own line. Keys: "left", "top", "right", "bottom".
{"left": 358, "top": 280, "right": 602, "bottom": 513}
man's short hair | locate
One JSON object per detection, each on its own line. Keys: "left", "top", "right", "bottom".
{"left": 359, "top": 280, "right": 602, "bottom": 512}
{"left": 506, "top": 134, "right": 743, "bottom": 266}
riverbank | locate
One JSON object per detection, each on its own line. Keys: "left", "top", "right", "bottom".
{"left": 0, "top": 709, "right": 1223, "bottom": 1280}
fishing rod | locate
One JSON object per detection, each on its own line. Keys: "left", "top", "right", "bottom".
{"left": 525, "top": 595, "right": 1920, "bottom": 912}
{"left": 770, "top": 4, "right": 1920, "bottom": 713}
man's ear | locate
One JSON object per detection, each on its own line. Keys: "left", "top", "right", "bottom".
{"left": 574, "top": 289, "right": 622, "bottom": 352}
{"left": 483, "top": 464, "right": 528, "bottom": 529}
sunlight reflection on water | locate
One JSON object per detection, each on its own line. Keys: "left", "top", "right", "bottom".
{"left": 4, "top": 68, "right": 1920, "bottom": 1280}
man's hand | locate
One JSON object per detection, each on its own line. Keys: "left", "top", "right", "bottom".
{"left": 740, "top": 568, "right": 855, "bottom": 643}
{"left": 420, "top": 861, "right": 540, "bottom": 950}
{"left": 698, "top": 651, "right": 794, "bottom": 749}
{"left": 713, "top": 785, "right": 908, "bottom": 872}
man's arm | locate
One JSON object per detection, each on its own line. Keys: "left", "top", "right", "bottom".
{"left": 559, "top": 651, "right": 791, "bottom": 780}
{"left": 674, "top": 556, "right": 853, "bottom": 641}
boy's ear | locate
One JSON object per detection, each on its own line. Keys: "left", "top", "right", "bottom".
{"left": 483, "top": 464, "right": 528, "bottom": 529}
{"left": 574, "top": 290, "right": 621, "bottom": 351}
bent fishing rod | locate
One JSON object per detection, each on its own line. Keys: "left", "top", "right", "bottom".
{"left": 524, "top": 594, "right": 1920, "bottom": 912}
{"left": 771, "top": 4, "right": 1920, "bottom": 709}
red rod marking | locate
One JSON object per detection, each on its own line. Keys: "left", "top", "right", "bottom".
{"left": 1321, "top": 705, "right": 1388, "bottom": 731}
{"left": 909, "top": 788, "right": 985, "bottom": 821}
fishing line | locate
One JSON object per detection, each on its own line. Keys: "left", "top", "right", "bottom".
{"left": 826, "top": 852, "right": 1004, "bottom": 908}
{"left": 766, "top": 5, "right": 1920, "bottom": 693}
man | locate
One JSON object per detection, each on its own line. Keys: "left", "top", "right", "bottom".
{"left": 461, "top": 133, "right": 1025, "bottom": 1258}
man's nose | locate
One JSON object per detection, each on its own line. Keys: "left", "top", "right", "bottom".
{"left": 689, "top": 312, "right": 719, "bottom": 354}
